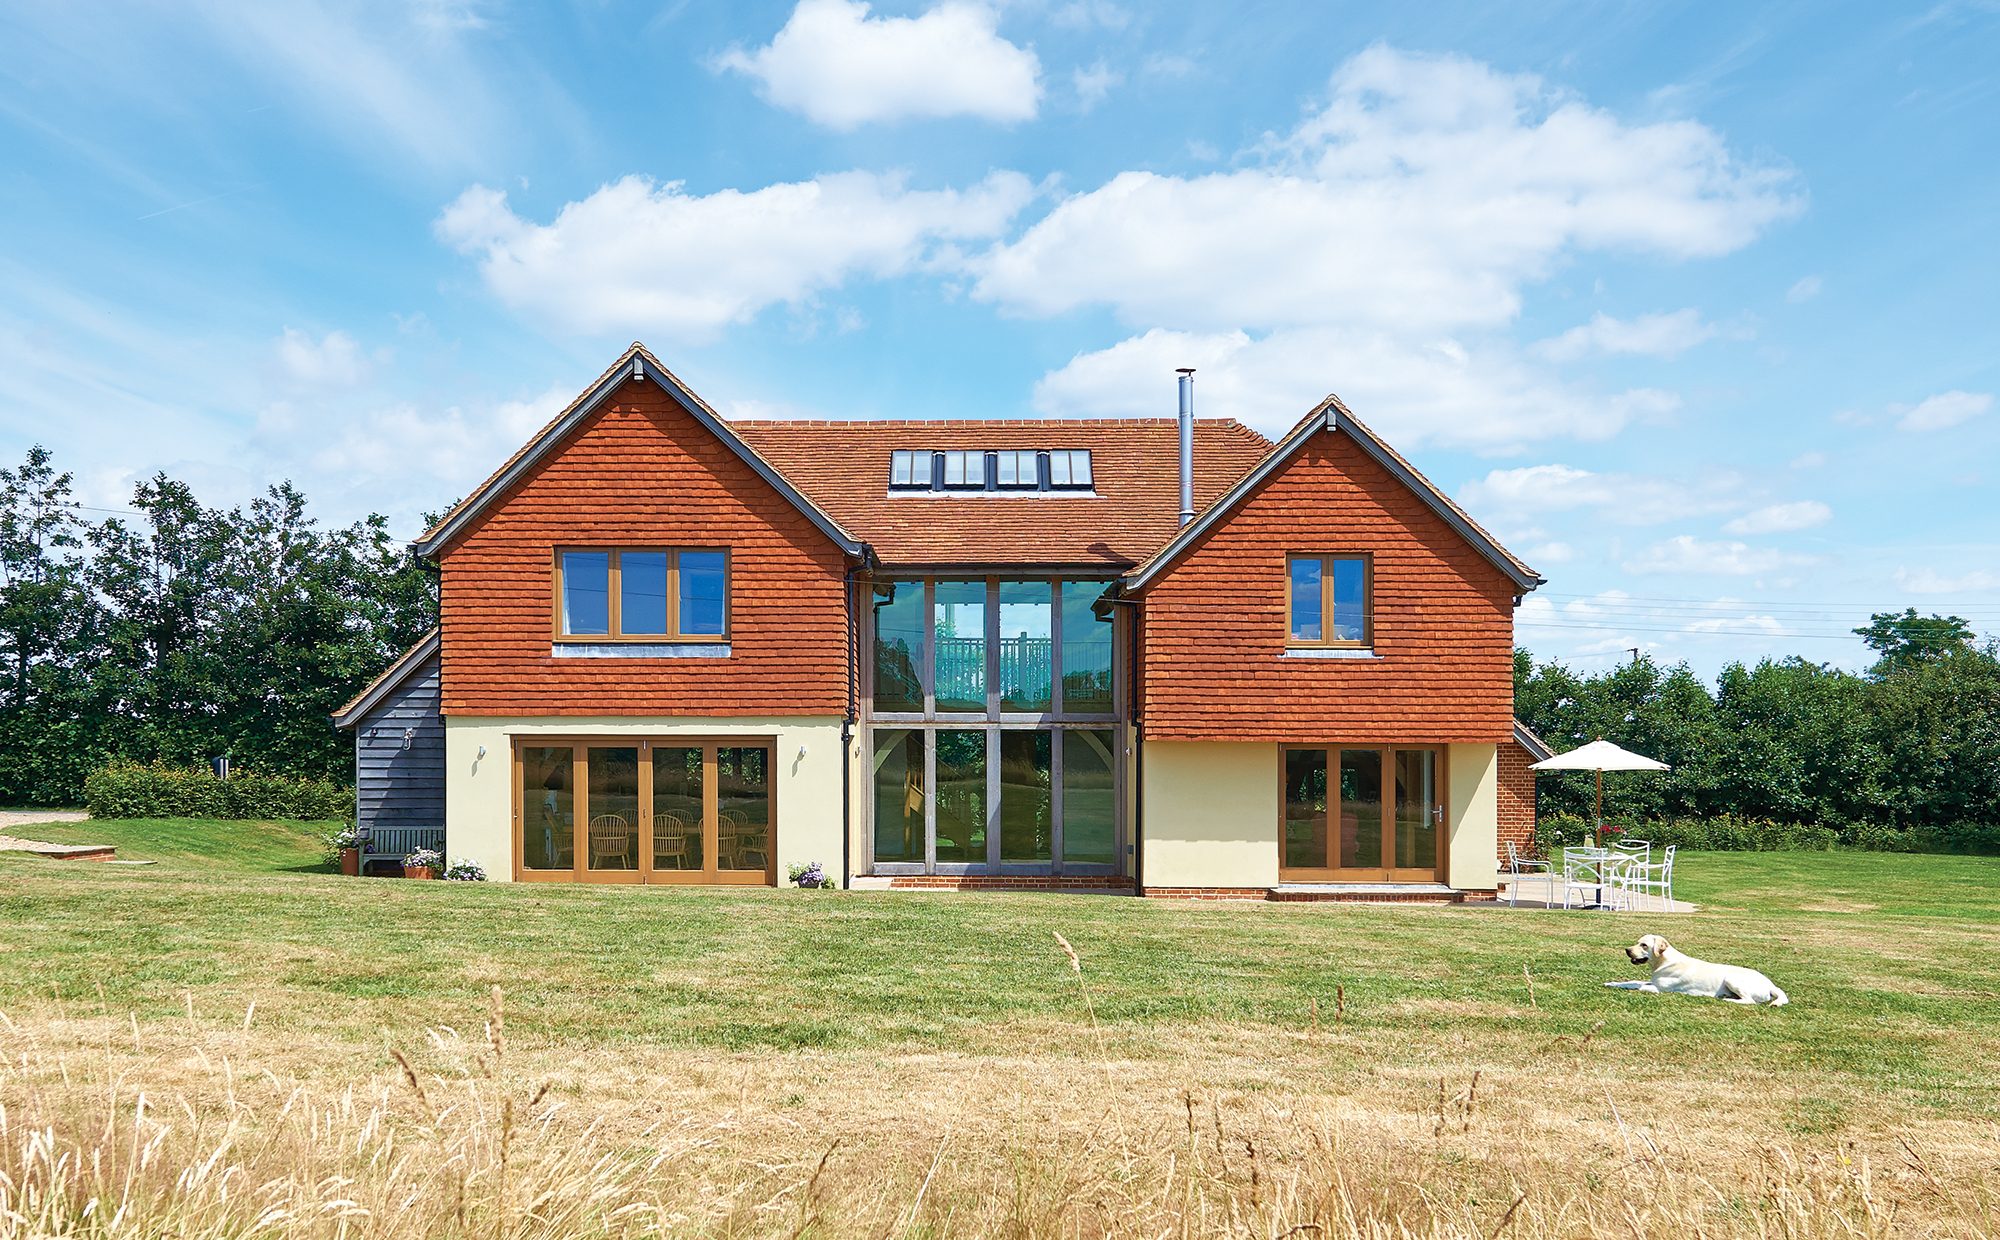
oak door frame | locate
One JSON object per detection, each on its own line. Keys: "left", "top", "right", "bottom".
{"left": 510, "top": 735, "right": 777, "bottom": 886}
{"left": 1277, "top": 743, "right": 1448, "bottom": 884}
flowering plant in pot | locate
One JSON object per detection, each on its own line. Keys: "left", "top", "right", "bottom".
{"left": 403, "top": 846, "right": 444, "bottom": 880}
{"left": 324, "top": 827, "right": 361, "bottom": 876}
{"left": 787, "top": 861, "right": 834, "bottom": 890}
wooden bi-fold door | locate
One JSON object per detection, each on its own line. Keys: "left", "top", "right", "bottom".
{"left": 512, "top": 738, "right": 775, "bottom": 885}
{"left": 1280, "top": 745, "right": 1445, "bottom": 883}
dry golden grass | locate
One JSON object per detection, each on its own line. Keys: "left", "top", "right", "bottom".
{"left": 5, "top": 976, "right": 1997, "bottom": 1238}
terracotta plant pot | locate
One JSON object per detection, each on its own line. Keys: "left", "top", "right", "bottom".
{"left": 339, "top": 847, "right": 360, "bottom": 877}
{"left": 405, "top": 865, "right": 435, "bottom": 881}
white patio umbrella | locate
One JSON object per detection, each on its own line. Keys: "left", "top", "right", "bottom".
{"left": 1530, "top": 738, "right": 1669, "bottom": 828}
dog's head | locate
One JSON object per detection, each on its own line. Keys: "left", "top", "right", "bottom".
{"left": 1625, "top": 934, "right": 1672, "bottom": 966}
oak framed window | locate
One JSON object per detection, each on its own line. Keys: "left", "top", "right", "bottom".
{"left": 553, "top": 547, "right": 730, "bottom": 641}
{"left": 1285, "top": 553, "right": 1372, "bottom": 648}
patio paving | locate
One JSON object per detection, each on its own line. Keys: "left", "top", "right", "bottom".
{"left": 1493, "top": 877, "right": 1698, "bottom": 913}
{"left": 0, "top": 812, "right": 112, "bottom": 861}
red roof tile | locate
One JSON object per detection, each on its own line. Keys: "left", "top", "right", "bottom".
{"left": 729, "top": 419, "right": 1272, "bottom": 568}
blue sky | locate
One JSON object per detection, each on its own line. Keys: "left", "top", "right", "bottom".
{"left": 3, "top": 0, "right": 1996, "bottom": 676}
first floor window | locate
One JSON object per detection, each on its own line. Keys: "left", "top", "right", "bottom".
{"left": 1287, "top": 554, "right": 1371, "bottom": 647}
{"left": 556, "top": 548, "right": 730, "bottom": 640}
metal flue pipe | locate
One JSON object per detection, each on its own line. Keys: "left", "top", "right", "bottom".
{"left": 1176, "top": 368, "right": 1195, "bottom": 526}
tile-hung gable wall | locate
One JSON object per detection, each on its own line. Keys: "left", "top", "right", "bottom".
{"left": 435, "top": 378, "right": 852, "bottom": 716}
{"left": 1137, "top": 430, "right": 1518, "bottom": 743}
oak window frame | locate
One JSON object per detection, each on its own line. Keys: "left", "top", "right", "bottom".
{"left": 552, "top": 547, "right": 732, "bottom": 643}
{"left": 1284, "top": 553, "right": 1373, "bottom": 649}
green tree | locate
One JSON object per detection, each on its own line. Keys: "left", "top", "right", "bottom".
{"left": 1854, "top": 609, "right": 1975, "bottom": 675}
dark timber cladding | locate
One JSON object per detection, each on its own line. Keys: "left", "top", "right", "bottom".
{"left": 334, "top": 633, "right": 445, "bottom": 836}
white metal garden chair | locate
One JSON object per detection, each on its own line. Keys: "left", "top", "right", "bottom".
{"left": 1503, "top": 841, "right": 1555, "bottom": 907}
{"left": 1561, "top": 848, "right": 1631, "bottom": 911}
{"left": 1613, "top": 844, "right": 1677, "bottom": 910}
{"left": 1612, "top": 838, "right": 1652, "bottom": 866}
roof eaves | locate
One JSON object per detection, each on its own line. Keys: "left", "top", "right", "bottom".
{"left": 333, "top": 629, "right": 440, "bottom": 729}
{"left": 1512, "top": 718, "right": 1556, "bottom": 762}
{"left": 410, "top": 345, "right": 867, "bottom": 561}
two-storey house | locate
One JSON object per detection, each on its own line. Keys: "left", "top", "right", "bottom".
{"left": 335, "top": 343, "right": 1549, "bottom": 900}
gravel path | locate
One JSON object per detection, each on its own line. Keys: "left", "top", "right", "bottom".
{"left": 0, "top": 809, "right": 89, "bottom": 829}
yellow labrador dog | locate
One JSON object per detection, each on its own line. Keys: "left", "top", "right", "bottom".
{"left": 1606, "top": 934, "right": 1789, "bottom": 1006}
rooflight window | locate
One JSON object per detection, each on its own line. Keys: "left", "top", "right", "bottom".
{"left": 994, "top": 450, "right": 1038, "bottom": 489}
{"left": 941, "top": 450, "right": 984, "bottom": 489}
{"left": 1049, "top": 450, "right": 1093, "bottom": 489}
{"left": 890, "top": 450, "right": 923, "bottom": 489}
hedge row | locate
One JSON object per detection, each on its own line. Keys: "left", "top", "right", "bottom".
{"left": 85, "top": 761, "right": 353, "bottom": 822}
{"left": 1534, "top": 813, "right": 2000, "bottom": 856}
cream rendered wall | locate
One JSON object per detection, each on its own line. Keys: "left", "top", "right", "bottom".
{"left": 444, "top": 716, "right": 852, "bottom": 884}
{"left": 1139, "top": 741, "right": 1280, "bottom": 889}
{"left": 1446, "top": 743, "right": 1499, "bottom": 893}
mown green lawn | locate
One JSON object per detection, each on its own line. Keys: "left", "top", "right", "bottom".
{"left": 3, "top": 817, "right": 1997, "bottom": 1125}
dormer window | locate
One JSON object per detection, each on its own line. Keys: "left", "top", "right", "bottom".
{"left": 940, "top": 450, "right": 983, "bottom": 490}
{"left": 1048, "top": 450, "right": 1093, "bottom": 489}
{"left": 994, "top": 450, "right": 1039, "bottom": 489}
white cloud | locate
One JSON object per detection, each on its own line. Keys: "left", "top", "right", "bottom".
{"left": 1788, "top": 450, "right": 1826, "bottom": 469}
{"left": 1723, "top": 500, "right": 1830, "bottom": 535}
{"left": 1684, "top": 613, "right": 1787, "bottom": 635}
{"left": 1459, "top": 463, "right": 1743, "bottom": 526}
{"left": 1030, "top": 327, "right": 1677, "bottom": 448}
{"left": 436, "top": 171, "right": 1034, "bottom": 339}
{"left": 1072, "top": 60, "right": 1120, "bottom": 109}
{"left": 1894, "top": 567, "right": 2000, "bottom": 594}
{"left": 974, "top": 45, "right": 1800, "bottom": 334}
{"left": 714, "top": 0, "right": 1041, "bottom": 130}
{"left": 1895, "top": 390, "right": 1991, "bottom": 432}
{"left": 274, "top": 328, "right": 373, "bottom": 389}
{"left": 1786, "top": 275, "right": 1822, "bottom": 303}
{"left": 1624, "top": 535, "right": 1813, "bottom": 576}
{"left": 1047, "top": 0, "right": 1131, "bottom": 30}
{"left": 304, "top": 384, "right": 569, "bottom": 490}
{"left": 1525, "top": 540, "right": 1575, "bottom": 565}
{"left": 1532, "top": 309, "right": 1716, "bottom": 362}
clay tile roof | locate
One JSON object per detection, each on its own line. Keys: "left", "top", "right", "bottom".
{"left": 728, "top": 419, "right": 1273, "bottom": 568}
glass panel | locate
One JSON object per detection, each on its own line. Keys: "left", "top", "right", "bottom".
{"left": 1339, "top": 749, "right": 1384, "bottom": 869}
{"left": 521, "top": 746, "right": 574, "bottom": 871}
{"left": 1288, "top": 557, "right": 1323, "bottom": 642}
{"left": 560, "top": 551, "right": 610, "bottom": 636}
{"left": 650, "top": 746, "right": 704, "bottom": 872}
{"left": 995, "top": 450, "right": 1036, "bottom": 488}
{"left": 1283, "top": 748, "right": 1328, "bottom": 870}
{"left": 717, "top": 746, "right": 771, "bottom": 872}
{"left": 1331, "top": 557, "right": 1367, "bottom": 643}
{"left": 933, "top": 580, "right": 988, "bottom": 712}
{"left": 1068, "top": 450, "right": 1092, "bottom": 486}
{"left": 998, "top": 581, "right": 1053, "bottom": 712}
{"left": 1059, "top": 581, "right": 1114, "bottom": 714}
{"left": 872, "top": 582, "right": 925, "bottom": 712}
{"left": 890, "top": 450, "right": 915, "bottom": 487}
{"left": 620, "top": 551, "right": 669, "bottom": 635}
{"left": 871, "top": 729, "right": 924, "bottom": 863}
{"left": 1062, "top": 729, "right": 1117, "bottom": 865}
{"left": 585, "top": 747, "right": 640, "bottom": 871}
{"left": 1394, "top": 750, "right": 1438, "bottom": 870}
{"left": 677, "top": 550, "right": 727, "bottom": 636}
{"left": 934, "top": 729, "right": 987, "bottom": 862}
{"left": 1049, "top": 451, "right": 1071, "bottom": 486}
{"left": 999, "top": 729, "right": 1052, "bottom": 861}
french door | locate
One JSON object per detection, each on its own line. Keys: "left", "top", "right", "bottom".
{"left": 1280, "top": 746, "right": 1444, "bottom": 882}
{"left": 513, "top": 739, "right": 774, "bottom": 885}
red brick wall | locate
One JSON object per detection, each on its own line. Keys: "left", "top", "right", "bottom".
{"left": 1134, "top": 430, "right": 1520, "bottom": 743}
{"left": 1497, "top": 740, "right": 1538, "bottom": 860}
{"left": 436, "top": 378, "right": 852, "bottom": 717}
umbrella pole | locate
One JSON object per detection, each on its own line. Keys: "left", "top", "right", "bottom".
{"left": 1594, "top": 769, "right": 1603, "bottom": 835}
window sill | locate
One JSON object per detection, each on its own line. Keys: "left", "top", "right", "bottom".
{"left": 551, "top": 642, "right": 731, "bottom": 659}
{"left": 1283, "top": 647, "right": 1381, "bottom": 660}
